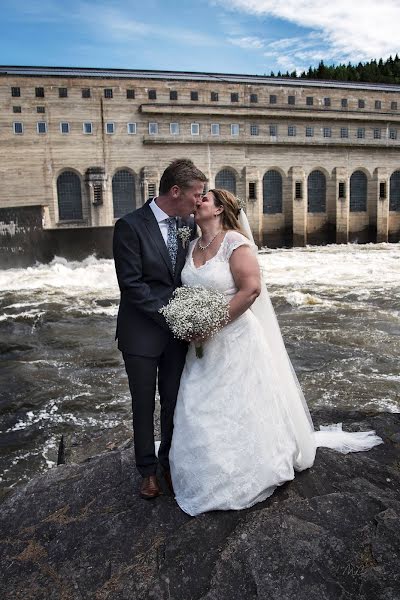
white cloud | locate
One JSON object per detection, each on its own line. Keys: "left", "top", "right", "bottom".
{"left": 229, "top": 36, "right": 264, "bottom": 49}
{"left": 214, "top": 0, "right": 400, "bottom": 64}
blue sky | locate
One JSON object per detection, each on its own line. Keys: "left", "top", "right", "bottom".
{"left": 1, "top": 0, "right": 399, "bottom": 75}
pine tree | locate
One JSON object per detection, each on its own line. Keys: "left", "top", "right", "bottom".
{"left": 267, "top": 54, "right": 400, "bottom": 84}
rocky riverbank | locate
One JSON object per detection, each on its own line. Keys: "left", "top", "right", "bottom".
{"left": 0, "top": 409, "right": 399, "bottom": 600}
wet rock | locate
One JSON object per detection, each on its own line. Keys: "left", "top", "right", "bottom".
{"left": 0, "top": 410, "right": 399, "bottom": 600}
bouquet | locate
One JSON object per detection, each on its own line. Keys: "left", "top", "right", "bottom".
{"left": 159, "top": 285, "right": 230, "bottom": 358}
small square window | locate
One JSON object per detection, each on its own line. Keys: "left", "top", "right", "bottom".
{"left": 288, "top": 95, "right": 295, "bottom": 105}
{"left": 148, "top": 89, "right": 157, "bottom": 100}
{"left": 338, "top": 182, "right": 346, "bottom": 199}
{"left": 231, "top": 93, "right": 239, "bottom": 102}
{"left": 250, "top": 93, "right": 258, "bottom": 103}
{"left": 269, "top": 124, "right": 277, "bottom": 136}
{"left": 211, "top": 123, "right": 220, "bottom": 135}
{"left": 106, "top": 122, "right": 115, "bottom": 134}
{"left": 269, "top": 94, "right": 277, "bottom": 104}
{"left": 127, "top": 89, "right": 135, "bottom": 99}
{"left": 190, "top": 91, "right": 199, "bottom": 101}
{"left": 373, "top": 128, "right": 381, "bottom": 139}
{"left": 288, "top": 125, "right": 296, "bottom": 136}
{"left": 170, "top": 90, "right": 178, "bottom": 100}
{"left": 375, "top": 100, "right": 382, "bottom": 110}
{"left": 148, "top": 122, "right": 158, "bottom": 135}
{"left": 35, "top": 87, "right": 44, "bottom": 98}
{"left": 11, "top": 87, "right": 20, "bottom": 97}
{"left": 60, "top": 122, "right": 70, "bottom": 134}
{"left": 12, "top": 106, "right": 21, "bottom": 113}
{"left": 37, "top": 122, "right": 47, "bottom": 134}
{"left": 211, "top": 91, "right": 218, "bottom": 101}
{"left": 231, "top": 123, "right": 239, "bottom": 136}
{"left": 127, "top": 122, "right": 137, "bottom": 134}
{"left": 341, "top": 98, "right": 348, "bottom": 108}
{"left": 59, "top": 88, "right": 68, "bottom": 98}
{"left": 357, "top": 128, "right": 365, "bottom": 138}
{"left": 323, "top": 127, "right": 332, "bottom": 138}
{"left": 104, "top": 89, "right": 113, "bottom": 99}
{"left": 82, "top": 88, "right": 91, "bottom": 98}
{"left": 83, "top": 122, "right": 93, "bottom": 134}
{"left": 249, "top": 182, "right": 256, "bottom": 200}
{"left": 389, "top": 128, "right": 397, "bottom": 140}
{"left": 358, "top": 99, "right": 365, "bottom": 109}
{"left": 250, "top": 124, "right": 259, "bottom": 136}
{"left": 191, "top": 123, "right": 200, "bottom": 135}
{"left": 306, "top": 96, "right": 313, "bottom": 106}
{"left": 37, "top": 106, "right": 45, "bottom": 113}
{"left": 391, "top": 101, "right": 398, "bottom": 110}
{"left": 295, "top": 181, "right": 302, "bottom": 199}
{"left": 324, "top": 97, "right": 331, "bottom": 107}
{"left": 340, "top": 127, "right": 349, "bottom": 138}
{"left": 13, "top": 122, "right": 23, "bottom": 134}
{"left": 170, "top": 123, "right": 180, "bottom": 135}
{"left": 306, "top": 126, "right": 314, "bottom": 137}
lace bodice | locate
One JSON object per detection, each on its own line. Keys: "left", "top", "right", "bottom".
{"left": 182, "top": 230, "right": 255, "bottom": 297}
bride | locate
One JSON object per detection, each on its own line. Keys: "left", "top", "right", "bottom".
{"left": 169, "top": 189, "right": 383, "bottom": 517}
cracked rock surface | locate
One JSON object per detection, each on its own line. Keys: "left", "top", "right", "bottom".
{"left": 0, "top": 409, "right": 399, "bottom": 600}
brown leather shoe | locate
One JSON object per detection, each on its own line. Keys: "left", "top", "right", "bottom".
{"left": 139, "top": 475, "right": 160, "bottom": 499}
{"left": 163, "top": 471, "right": 174, "bottom": 495}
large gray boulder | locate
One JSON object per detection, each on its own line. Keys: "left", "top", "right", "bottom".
{"left": 0, "top": 410, "right": 399, "bottom": 600}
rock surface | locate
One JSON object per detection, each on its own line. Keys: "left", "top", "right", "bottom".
{"left": 0, "top": 409, "right": 399, "bottom": 600}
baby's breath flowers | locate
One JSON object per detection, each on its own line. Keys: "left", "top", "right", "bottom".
{"left": 177, "top": 226, "right": 191, "bottom": 248}
{"left": 159, "top": 285, "right": 230, "bottom": 358}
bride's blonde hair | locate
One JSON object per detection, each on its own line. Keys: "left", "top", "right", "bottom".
{"left": 209, "top": 189, "right": 247, "bottom": 237}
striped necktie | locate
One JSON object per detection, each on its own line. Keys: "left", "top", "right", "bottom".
{"left": 166, "top": 217, "right": 177, "bottom": 272}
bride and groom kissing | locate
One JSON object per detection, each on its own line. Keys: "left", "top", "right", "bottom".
{"left": 113, "top": 158, "right": 383, "bottom": 517}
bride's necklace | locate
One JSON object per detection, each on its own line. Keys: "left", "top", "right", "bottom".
{"left": 198, "top": 230, "right": 222, "bottom": 251}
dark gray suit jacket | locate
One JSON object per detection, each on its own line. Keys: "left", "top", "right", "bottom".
{"left": 113, "top": 200, "right": 195, "bottom": 357}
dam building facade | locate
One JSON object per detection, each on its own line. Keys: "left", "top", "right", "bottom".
{"left": 0, "top": 65, "right": 400, "bottom": 263}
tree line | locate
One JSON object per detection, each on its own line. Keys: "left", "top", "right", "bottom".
{"left": 269, "top": 56, "right": 400, "bottom": 84}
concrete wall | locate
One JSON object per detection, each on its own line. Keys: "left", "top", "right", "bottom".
{"left": 0, "top": 206, "right": 113, "bottom": 268}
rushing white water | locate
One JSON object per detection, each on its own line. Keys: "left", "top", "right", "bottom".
{"left": 0, "top": 243, "right": 399, "bottom": 491}
{"left": 0, "top": 242, "right": 399, "bottom": 316}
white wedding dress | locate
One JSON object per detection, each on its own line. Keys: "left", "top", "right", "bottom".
{"left": 169, "top": 230, "right": 383, "bottom": 517}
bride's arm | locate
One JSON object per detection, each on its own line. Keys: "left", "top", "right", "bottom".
{"left": 228, "top": 245, "right": 261, "bottom": 321}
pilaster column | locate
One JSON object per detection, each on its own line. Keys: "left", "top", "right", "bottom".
{"left": 334, "top": 167, "right": 349, "bottom": 244}
{"left": 141, "top": 168, "right": 159, "bottom": 204}
{"left": 290, "top": 167, "right": 307, "bottom": 247}
{"left": 243, "top": 166, "right": 262, "bottom": 245}
{"left": 375, "top": 168, "right": 389, "bottom": 243}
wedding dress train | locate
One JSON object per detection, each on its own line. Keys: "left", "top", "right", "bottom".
{"left": 169, "top": 230, "right": 383, "bottom": 516}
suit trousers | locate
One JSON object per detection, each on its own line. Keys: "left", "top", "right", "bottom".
{"left": 123, "top": 336, "right": 188, "bottom": 477}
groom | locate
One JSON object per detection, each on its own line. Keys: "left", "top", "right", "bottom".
{"left": 113, "top": 159, "right": 207, "bottom": 499}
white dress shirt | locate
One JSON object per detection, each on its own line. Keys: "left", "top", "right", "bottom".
{"left": 149, "top": 198, "right": 176, "bottom": 245}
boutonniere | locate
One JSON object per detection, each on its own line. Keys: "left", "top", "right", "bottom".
{"left": 177, "top": 226, "right": 191, "bottom": 248}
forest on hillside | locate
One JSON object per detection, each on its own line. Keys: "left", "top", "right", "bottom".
{"left": 269, "top": 55, "right": 400, "bottom": 84}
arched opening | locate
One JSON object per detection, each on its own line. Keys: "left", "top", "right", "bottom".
{"left": 263, "top": 170, "right": 282, "bottom": 213}
{"left": 390, "top": 170, "right": 400, "bottom": 211}
{"left": 57, "top": 171, "right": 83, "bottom": 220}
{"left": 112, "top": 170, "right": 136, "bottom": 218}
{"left": 350, "top": 171, "right": 367, "bottom": 212}
{"left": 307, "top": 170, "right": 326, "bottom": 213}
{"left": 215, "top": 169, "right": 236, "bottom": 194}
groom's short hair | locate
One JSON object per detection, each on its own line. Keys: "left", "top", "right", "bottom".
{"left": 159, "top": 159, "right": 207, "bottom": 194}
